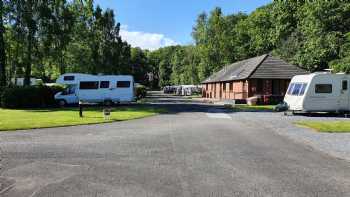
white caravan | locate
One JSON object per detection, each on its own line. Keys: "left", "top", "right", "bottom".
{"left": 55, "top": 73, "right": 134, "bottom": 106}
{"left": 284, "top": 72, "right": 350, "bottom": 113}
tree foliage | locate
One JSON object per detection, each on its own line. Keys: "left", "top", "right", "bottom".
{"left": 1, "top": 0, "right": 138, "bottom": 86}
{"left": 150, "top": 0, "right": 350, "bottom": 88}
{"left": 1, "top": 0, "right": 350, "bottom": 90}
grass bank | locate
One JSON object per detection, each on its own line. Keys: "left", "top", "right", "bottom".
{"left": 232, "top": 104, "right": 275, "bottom": 112}
{"left": 0, "top": 106, "right": 165, "bottom": 131}
{"left": 296, "top": 121, "right": 350, "bottom": 133}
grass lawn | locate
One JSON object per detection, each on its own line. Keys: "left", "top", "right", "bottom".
{"left": 296, "top": 121, "right": 350, "bottom": 133}
{"left": 183, "top": 94, "right": 202, "bottom": 99}
{"left": 0, "top": 106, "right": 165, "bottom": 131}
{"left": 232, "top": 104, "right": 275, "bottom": 112}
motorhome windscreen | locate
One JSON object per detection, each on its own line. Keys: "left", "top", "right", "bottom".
{"left": 62, "top": 85, "right": 76, "bottom": 95}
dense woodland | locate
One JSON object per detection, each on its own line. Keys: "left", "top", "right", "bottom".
{"left": 0, "top": 0, "right": 350, "bottom": 89}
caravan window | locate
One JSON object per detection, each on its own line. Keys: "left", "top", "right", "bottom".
{"left": 287, "top": 83, "right": 295, "bottom": 95}
{"left": 315, "top": 84, "right": 332, "bottom": 94}
{"left": 299, "top": 83, "right": 307, "bottom": 96}
{"left": 292, "top": 84, "right": 302, "bottom": 95}
{"left": 80, "top": 81, "right": 99, "bottom": 90}
{"left": 100, "top": 81, "right": 110, "bottom": 89}
{"left": 342, "top": 80, "right": 348, "bottom": 91}
{"left": 64, "top": 76, "right": 75, "bottom": 81}
{"left": 117, "top": 81, "right": 131, "bottom": 88}
{"left": 288, "top": 83, "right": 307, "bottom": 96}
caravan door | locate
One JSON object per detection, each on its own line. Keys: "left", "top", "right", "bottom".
{"left": 339, "top": 78, "right": 350, "bottom": 111}
{"left": 116, "top": 80, "right": 132, "bottom": 102}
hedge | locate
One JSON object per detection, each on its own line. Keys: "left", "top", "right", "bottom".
{"left": 135, "top": 85, "right": 147, "bottom": 100}
{"left": 1, "top": 85, "right": 64, "bottom": 108}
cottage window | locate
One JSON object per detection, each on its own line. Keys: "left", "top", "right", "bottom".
{"left": 229, "top": 82, "right": 233, "bottom": 91}
{"left": 315, "top": 84, "right": 332, "bottom": 94}
{"left": 80, "top": 81, "right": 99, "bottom": 90}
{"left": 257, "top": 79, "right": 263, "bottom": 93}
{"left": 223, "top": 83, "right": 226, "bottom": 91}
{"left": 272, "top": 80, "right": 280, "bottom": 95}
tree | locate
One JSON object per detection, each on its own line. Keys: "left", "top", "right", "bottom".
{"left": 331, "top": 32, "right": 350, "bottom": 73}
{"left": 0, "top": 0, "right": 6, "bottom": 86}
{"left": 130, "top": 47, "right": 148, "bottom": 83}
{"left": 22, "top": 0, "right": 38, "bottom": 86}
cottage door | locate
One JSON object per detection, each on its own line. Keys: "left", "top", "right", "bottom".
{"left": 339, "top": 79, "right": 349, "bottom": 111}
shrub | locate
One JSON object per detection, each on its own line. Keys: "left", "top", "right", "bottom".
{"left": 1, "top": 85, "right": 64, "bottom": 108}
{"left": 135, "top": 85, "right": 147, "bottom": 100}
{"left": 0, "top": 86, "right": 4, "bottom": 105}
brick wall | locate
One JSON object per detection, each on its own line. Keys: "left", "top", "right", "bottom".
{"left": 202, "top": 80, "right": 248, "bottom": 100}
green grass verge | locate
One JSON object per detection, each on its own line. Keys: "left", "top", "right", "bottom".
{"left": 0, "top": 106, "right": 165, "bottom": 131}
{"left": 232, "top": 104, "right": 275, "bottom": 112}
{"left": 296, "top": 121, "right": 350, "bottom": 133}
{"left": 183, "top": 94, "right": 202, "bottom": 99}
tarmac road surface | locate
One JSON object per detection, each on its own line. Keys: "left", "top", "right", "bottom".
{"left": 0, "top": 92, "right": 349, "bottom": 197}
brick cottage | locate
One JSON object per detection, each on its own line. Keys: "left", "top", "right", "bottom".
{"left": 202, "top": 54, "right": 308, "bottom": 103}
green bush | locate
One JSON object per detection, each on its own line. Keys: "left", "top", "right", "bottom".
{"left": 0, "top": 86, "right": 4, "bottom": 105}
{"left": 135, "top": 85, "right": 147, "bottom": 100}
{"left": 1, "top": 85, "right": 64, "bottom": 108}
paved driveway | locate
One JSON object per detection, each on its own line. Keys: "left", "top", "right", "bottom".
{"left": 0, "top": 93, "right": 350, "bottom": 197}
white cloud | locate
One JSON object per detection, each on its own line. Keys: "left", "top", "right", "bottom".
{"left": 119, "top": 26, "right": 178, "bottom": 51}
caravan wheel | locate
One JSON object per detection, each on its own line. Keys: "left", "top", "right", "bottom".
{"left": 104, "top": 100, "right": 113, "bottom": 106}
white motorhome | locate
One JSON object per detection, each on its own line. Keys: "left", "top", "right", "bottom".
{"left": 284, "top": 72, "right": 350, "bottom": 113}
{"left": 55, "top": 73, "right": 135, "bottom": 106}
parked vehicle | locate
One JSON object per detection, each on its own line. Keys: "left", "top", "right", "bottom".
{"left": 163, "top": 85, "right": 202, "bottom": 96}
{"left": 55, "top": 73, "right": 134, "bottom": 106}
{"left": 11, "top": 78, "right": 43, "bottom": 86}
{"left": 284, "top": 72, "right": 350, "bottom": 113}
{"left": 163, "top": 86, "right": 178, "bottom": 94}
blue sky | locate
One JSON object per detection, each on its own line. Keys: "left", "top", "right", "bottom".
{"left": 95, "top": 0, "right": 272, "bottom": 50}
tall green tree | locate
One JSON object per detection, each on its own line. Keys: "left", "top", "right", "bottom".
{"left": 0, "top": 0, "right": 6, "bottom": 86}
{"left": 22, "top": 0, "right": 38, "bottom": 86}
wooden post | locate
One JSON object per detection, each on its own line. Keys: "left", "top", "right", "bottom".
{"left": 79, "top": 100, "right": 83, "bottom": 118}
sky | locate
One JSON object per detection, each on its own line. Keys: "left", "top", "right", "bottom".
{"left": 94, "top": 0, "right": 272, "bottom": 50}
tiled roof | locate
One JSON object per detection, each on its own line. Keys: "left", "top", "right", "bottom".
{"left": 202, "top": 54, "right": 308, "bottom": 83}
